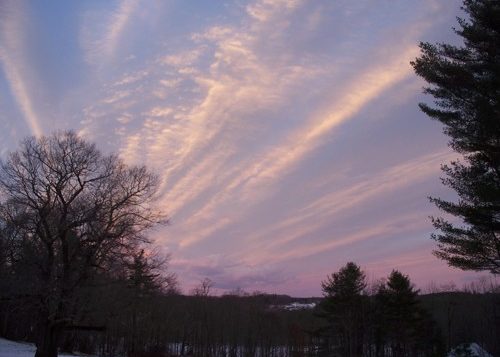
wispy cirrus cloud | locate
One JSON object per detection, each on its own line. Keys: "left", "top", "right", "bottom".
{"left": 240, "top": 150, "right": 455, "bottom": 263}
{"left": 78, "top": 1, "right": 455, "bottom": 280}
{"left": 268, "top": 212, "right": 430, "bottom": 264}
{"left": 0, "top": 1, "right": 43, "bottom": 137}
{"left": 90, "top": 0, "right": 324, "bottom": 216}
{"left": 102, "top": 0, "right": 138, "bottom": 60}
{"left": 170, "top": 39, "right": 427, "bottom": 249}
{"left": 80, "top": 0, "right": 139, "bottom": 65}
{"left": 246, "top": 0, "right": 302, "bottom": 23}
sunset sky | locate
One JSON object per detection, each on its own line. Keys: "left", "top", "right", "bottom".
{"left": 0, "top": 0, "right": 491, "bottom": 296}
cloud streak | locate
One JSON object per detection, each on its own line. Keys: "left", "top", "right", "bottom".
{"left": 81, "top": 0, "right": 138, "bottom": 65}
{"left": 173, "top": 43, "right": 423, "bottom": 249}
{"left": 80, "top": 3, "right": 453, "bottom": 287}
{"left": 0, "top": 1, "right": 43, "bottom": 136}
{"left": 241, "top": 150, "right": 455, "bottom": 264}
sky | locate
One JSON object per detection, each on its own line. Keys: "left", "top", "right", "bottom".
{"left": 0, "top": 0, "right": 493, "bottom": 296}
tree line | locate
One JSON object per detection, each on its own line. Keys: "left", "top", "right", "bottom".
{"left": 2, "top": 254, "right": 499, "bottom": 356}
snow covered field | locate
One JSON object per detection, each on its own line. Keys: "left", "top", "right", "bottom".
{"left": 0, "top": 338, "right": 91, "bottom": 357}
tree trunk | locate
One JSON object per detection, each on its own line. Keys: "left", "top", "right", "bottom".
{"left": 34, "top": 320, "right": 61, "bottom": 357}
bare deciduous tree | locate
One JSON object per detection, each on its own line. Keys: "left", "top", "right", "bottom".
{"left": 191, "top": 278, "right": 214, "bottom": 297}
{"left": 0, "top": 131, "right": 164, "bottom": 357}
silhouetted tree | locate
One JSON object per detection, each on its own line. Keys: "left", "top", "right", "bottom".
{"left": 318, "top": 262, "right": 366, "bottom": 356}
{"left": 411, "top": 0, "right": 500, "bottom": 273}
{"left": 191, "top": 278, "right": 214, "bottom": 297}
{"left": 125, "top": 249, "right": 177, "bottom": 355}
{"left": 375, "top": 270, "right": 444, "bottom": 357}
{"left": 0, "top": 131, "right": 164, "bottom": 357}
{"left": 376, "top": 271, "right": 421, "bottom": 356}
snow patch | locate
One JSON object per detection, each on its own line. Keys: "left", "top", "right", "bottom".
{"left": 0, "top": 337, "right": 93, "bottom": 357}
{"left": 448, "top": 342, "right": 493, "bottom": 357}
{"left": 282, "top": 302, "right": 316, "bottom": 311}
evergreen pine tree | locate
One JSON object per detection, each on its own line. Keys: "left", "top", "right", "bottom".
{"left": 318, "top": 262, "right": 366, "bottom": 356}
{"left": 375, "top": 270, "right": 444, "bottom": 357}
{"left": 128, "top": 250, "right": 163, "bottom": 297}
{"left": 411, "top": 0, "right": 500, "bottom": 273}
{"left": 377, "top": 271, "right": 420, "bottom": 356}
{"left": 126, "top": 249, "right": 170, "bottom": 355}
